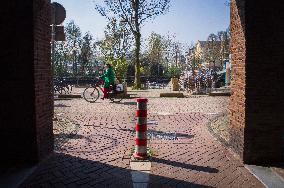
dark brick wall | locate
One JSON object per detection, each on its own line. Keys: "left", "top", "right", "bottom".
{"left": 244, "top": 1, "right": 284, "bottom": 164}
{"left": 229, "top": 0, "right": 284, "bottom": 164}
{"left": 34, "top": 0, "right": 53, "bottom": 161}
{"left": 0, "top": 0, "right": 53, "bottom": 168}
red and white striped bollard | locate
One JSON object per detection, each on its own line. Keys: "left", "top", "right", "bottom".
{"left": 133, "top": 98, "right": 148, "bottom": 160}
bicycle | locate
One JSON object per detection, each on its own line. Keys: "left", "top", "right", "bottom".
{"left": 83, "top": 78, "right": 124, "bottom": 103}
{"left": 53, "top": 77, "right": 73, "bottom": 94}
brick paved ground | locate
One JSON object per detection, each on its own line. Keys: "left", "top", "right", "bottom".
{"left": 21, "top": 88, "right": 264, "bottom": 188}
{"left": 148, "top": 113, "right": 263, "bottom": 188}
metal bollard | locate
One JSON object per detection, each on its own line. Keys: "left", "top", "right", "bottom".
{"left": 133, "top": 98, "right": 148, "bottom": 160}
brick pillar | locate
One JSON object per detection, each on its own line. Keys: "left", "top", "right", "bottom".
{"left": 229, "top": 0, "right": 246, "bottom": 159}
{"left": 229, "top": 0, "right": 284, "bottom": 164}
{"left": 0, "top": 0, "right": 53, "bottom": 168}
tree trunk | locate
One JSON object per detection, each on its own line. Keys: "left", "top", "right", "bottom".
{"left": 175, "top": 48, "right": 178, "bottom": 67}
{"left": 134, "top": 32, "right": 141, "bottom": 89}
{"left": 73, "top": 50, "right": 77, "bottom": 76}
{"left": 133, "top": 0, "right": 141, "bottom": 89}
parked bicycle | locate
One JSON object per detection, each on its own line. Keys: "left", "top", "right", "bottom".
{"left": 83, "top": 78, "right": 124, "bottom": 103}
{"left": 53, "top": 77, "right": 73, "bottom": 94}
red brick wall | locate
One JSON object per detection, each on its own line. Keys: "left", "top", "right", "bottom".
{"left": 229, "top": 0, "right": 246, "bottom": 159}
{"left": 229, "top": 0, "right": 284, "bottom": 164}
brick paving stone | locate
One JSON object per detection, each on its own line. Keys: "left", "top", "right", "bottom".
{"left": 148, "top": 111, "right": 264, "bottom": 187}
{"left": 20, "top": 89, "right": 264, "bottom": 187}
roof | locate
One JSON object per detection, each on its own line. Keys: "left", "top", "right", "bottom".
{"left": 197, "top": 40, "right": 222, "bottom": 49}
{"left": 198, "top": 41, "right": 207, "bottom": 48}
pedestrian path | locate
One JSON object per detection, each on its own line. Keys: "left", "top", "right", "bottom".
{"left": 147, "top": 113, "right": 263, "bottom": 187}
{"left": 20, "top": 93, "right": 264, "bottom": 187}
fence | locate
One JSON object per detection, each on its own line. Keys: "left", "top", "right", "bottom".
{"left": 53, "top": 76, "right": 172, "bottom": 89}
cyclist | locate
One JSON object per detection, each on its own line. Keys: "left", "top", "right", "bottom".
{"left": 99, "top": 63, "right": 116, "bottom": 99}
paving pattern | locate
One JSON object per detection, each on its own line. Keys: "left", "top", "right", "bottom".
{"left": 148, "top": 113, "right": 263, "bottom": 188}
{"left": 21, "top": 89, "right": 264, "bottom": 188}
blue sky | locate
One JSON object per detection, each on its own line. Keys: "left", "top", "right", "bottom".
{"left": 52, "top": 0, "right": 230, "bottom": 44}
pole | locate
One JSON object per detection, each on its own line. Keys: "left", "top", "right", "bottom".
{"left": 51, "top": 6, "right": 56, "bottom": 117}
{"left": 51, "top": 24, "right": 55, "bottom": 76}
{"left": 133, "top": 98, "right": 148, "bottom": 160}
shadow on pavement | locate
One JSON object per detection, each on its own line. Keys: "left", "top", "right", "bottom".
{"left": 20, "top": 152, "right": 215, "bottom": 188}
{"left": 151, "top": 157, "right": 219, "bottom": 174}
{"left": 54, "top": 133, "right": 84, "bottom": 139}
{"left": 120, "top": 101, "right": 137, "bottom": 106}
{"left": 54, "top": 104, "right": 71, "bottom": 107}
{"left": 148, "top": 130, "right": 194, "bottom": 139}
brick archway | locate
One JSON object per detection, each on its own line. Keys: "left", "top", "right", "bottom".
{"left": 1, "top": 0, "right": 283, "bottom": 168}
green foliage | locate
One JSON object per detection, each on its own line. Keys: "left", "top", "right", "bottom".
{"left": 79, "top": 32, "right": 95, "bottom": 76}
{"left": 128, "top": 147, "right": 157, "bottom": 157}
{"left": 147, "top": 32, "right": 167, "bottom": 63}
{"left": 65, "top": 21, "right": 83, "bottom": 76}
{"left": 143, "top": 32, "right": 169, "bottom": 77}
{"left": 98, "top": 21, "right": 132, "bottom": 82}
{"left": 107, "top": 58, "right": 128, "bottom": 82}
{"left": 95, "top": 19, "right": 133, "bottom": 82}
{"left": 165, "top": 66, "right": 182, "bottom": 78}
{"left": 53, "top": 20, "right": 99, "bottom": 77}
{"left": 129, "top": 147, "right": 135, "bottom": 156}
{"left": 147, "top": 147, "right": 157, "bottom": 157}
{"left": 102, "top": 19, "right": 132, "bottom": 60}
{"left": 95, "top": 0, "right": 171, "bottom": 89}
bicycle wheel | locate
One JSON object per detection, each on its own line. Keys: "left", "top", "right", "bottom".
{"left": 64, "top": 85, "right": 71, "bottom": 94}
{"left": 83, "top": 86, "right": 99, "bottom": 103}
{"left": 59, "top": 86, "right": 66, "bottom": 94}
{"left": 54, "top": 85, "right": 60, "bottom": 94}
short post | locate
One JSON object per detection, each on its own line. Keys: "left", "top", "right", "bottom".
{"left": 133, "top": 98, "right": 148, "bottom": 160}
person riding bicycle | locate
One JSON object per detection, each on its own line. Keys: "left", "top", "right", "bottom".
{"left": 99, "top": 63, "right": 116, "bottom": 99}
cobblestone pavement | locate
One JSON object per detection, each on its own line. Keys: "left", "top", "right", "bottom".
{"left": 21, "top": 89, "right": 264, "bottom": 188}
{"left": 147, "top": 113, "right": 263, "bottom": 188}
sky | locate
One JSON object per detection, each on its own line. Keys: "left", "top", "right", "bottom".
{"left": 52, "top": 0, "right": 230, "bottom": 45}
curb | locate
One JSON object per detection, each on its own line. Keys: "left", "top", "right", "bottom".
{"left": 160, "top": 93, "right": 184, "bottom": 98}
{"left": 58, "top": 94, "right": 82, "bottom": 98}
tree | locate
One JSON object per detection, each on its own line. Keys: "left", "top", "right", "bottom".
{"left": 185, "top": 43, "right": 196, "bottom": 72}
{"left": 217, "top": 29, "right": 230, "bottom": 67}
{"left": 162, "top": 33, "right": 186, "bottom": 69}
{"left": 172, "top": 41, "right": 184, "bottom": 67}
{"left": 98, "top": 18, "right": 132, "bottom": 60}
{"left": 79, "top": 32, "right": 95, "bottom": 76}
{"left": 53, "top": 21, "right": 100, "bottom": 77}
{"left": 97, "top": 18, "right": 133, "bottom": 80}
{"left": 65, "top": 21, "right": 82, "bottom": 76}
{"left": 204, "top": 33, "right": 220, "bottom": 71}
{"left": 145, "top": 32, "right": 168, "bottom": 77}
{"left": 95, "top": 0, "right": 171, "bottom": 89}
{"left": 203, "top": 28, "right": 230, "bottom": 71}
{"left": 165, "top": 65, "right": 182, "bottom": 78}
{"left": 54, "top": 40, "right": 69, "bottom": 77}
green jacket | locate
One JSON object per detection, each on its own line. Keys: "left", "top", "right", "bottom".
{"left": 100, "top": 67, "right": 115, "bottom": 88}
